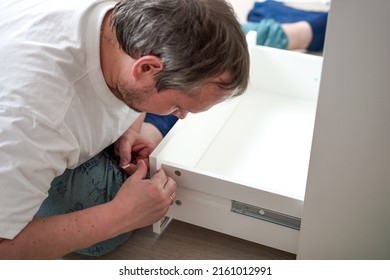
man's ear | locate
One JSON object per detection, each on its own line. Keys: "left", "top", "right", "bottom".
{"left": 132, "top": 55, "right": 163, "bottom": 82}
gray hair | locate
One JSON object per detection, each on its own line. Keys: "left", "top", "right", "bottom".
{"left": 111, "top": 0, "right": 249, "bottom": 97}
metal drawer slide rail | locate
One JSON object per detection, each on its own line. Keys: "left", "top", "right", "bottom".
{"left": 231, "top": 201, "right": 301, "bottom": 230}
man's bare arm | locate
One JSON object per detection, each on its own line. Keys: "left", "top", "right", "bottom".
{"left": 0, "top": 202, "right": 122, "bottom": 259}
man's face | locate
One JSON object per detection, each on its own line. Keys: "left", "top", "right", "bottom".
{"left": 119, "top": 72, "right": 231, "bottom": 119}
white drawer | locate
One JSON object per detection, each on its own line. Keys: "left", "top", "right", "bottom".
{"left": 150, "top": 46, "right": 322, "bottom": 254}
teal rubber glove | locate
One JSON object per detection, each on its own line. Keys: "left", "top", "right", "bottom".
{"left": 241, "top": 19, "right": 288, "bottom": 49}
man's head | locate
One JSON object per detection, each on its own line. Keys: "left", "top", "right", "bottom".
{"left": 108, "top": 0, "right": 250, "bottom": 118}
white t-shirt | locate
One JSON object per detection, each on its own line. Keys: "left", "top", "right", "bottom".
{"left": 0, "top": 0, "right": 139, "bottom": 239}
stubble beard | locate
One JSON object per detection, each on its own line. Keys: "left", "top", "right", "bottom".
{"left": 117, "top": 83, "right": 155, "bottom": 113}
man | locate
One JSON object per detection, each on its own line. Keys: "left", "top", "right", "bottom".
{"left": 0, "top": 0, "right": 249, "bottom": 259}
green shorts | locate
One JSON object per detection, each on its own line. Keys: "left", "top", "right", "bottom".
{"left": 36, "top": 146, "right": 132, "bottom": 257}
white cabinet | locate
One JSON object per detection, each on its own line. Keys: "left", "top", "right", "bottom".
{"left": 150, "top": 46, "right": 322, "bottom": 254}
{"left": 297, "top": 0, "right": 390, "bottom": 259}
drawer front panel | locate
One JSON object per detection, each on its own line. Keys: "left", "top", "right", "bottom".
{"left": 167, "top": 186, "right": 299, "bottom": 254}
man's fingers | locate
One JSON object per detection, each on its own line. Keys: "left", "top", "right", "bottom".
{"left": 129, "top": 160, "right": 148, "bottom": 180}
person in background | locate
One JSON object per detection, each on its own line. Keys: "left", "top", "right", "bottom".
{"left": 242, "top": 0, "right": 328, "bottom": 51}
{"left": 0, "top": 0, "right": 249, "bottom": 259}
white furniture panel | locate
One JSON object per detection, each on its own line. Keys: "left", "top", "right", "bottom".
{"left": 298, "top": 0, "right": 390, "bottom": 259}
{"left": 150, "top": 46, "right": 322, "bottom": 254}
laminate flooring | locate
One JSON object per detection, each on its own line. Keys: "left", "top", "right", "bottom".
{"left": 63, "top": 220, "right": 296, "bottom": 260}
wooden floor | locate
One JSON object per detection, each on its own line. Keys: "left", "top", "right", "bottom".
{"left": 63, "top": 220, "right": 295, "bottom": 260}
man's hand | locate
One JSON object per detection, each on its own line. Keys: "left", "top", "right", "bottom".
{"left": 114, "top": 128, "right": 155, "bottom": 175}
{"left": 111, "top": 159, "right": 177, "bottom": 231}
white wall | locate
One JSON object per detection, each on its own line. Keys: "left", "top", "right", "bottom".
{"left": 298, "top": 0, "right": 390, "bottom": 259}
{"left": 227, "top": 0, "right": 255, "bottom": 23}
